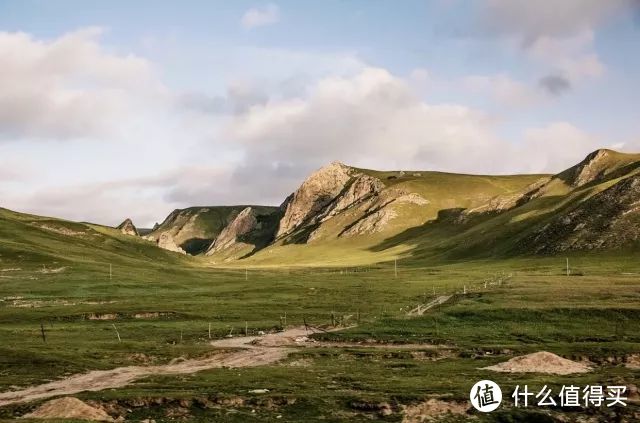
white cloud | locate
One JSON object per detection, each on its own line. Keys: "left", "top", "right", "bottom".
{"left": 463, "top": 74, "right": 543, "bottom": 107}
{"left": 241, "top": 4, "right": 280, "bottom": 29}
{"left": 517, "top": 122, "right": 601, "bottom": 173}
{"left": 227, "top": 68, "right": 497, "bottom": 173}
{"left": 0, "top": 27, "right": 615, "bottom": 227}
{"left": 0, "top": 28, "right": 162, "bottom": 141}
{"left": 528, "top": 30, "right": 605, "bottom": 81}
{"left": 225, "top": 67, "right": 602, "bottom": 183}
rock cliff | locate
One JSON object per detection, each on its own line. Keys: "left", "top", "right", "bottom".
{"left": 206, "top": 207, "right": 259, "bottom": 255}
{"left": 276, "top": 162, "right": 354, "bottom": 238}
{"left": 157, "top": 232, "right": 186, "bottom": 254}
{"left": 116, "top": 218, "right": 139, "bottom": 236}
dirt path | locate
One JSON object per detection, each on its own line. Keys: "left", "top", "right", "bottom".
{"left": 0, "top": 339, "right": 292, "bottom": 407}
{"left": 0, "top": 326, "right": 440, "bottom": 408}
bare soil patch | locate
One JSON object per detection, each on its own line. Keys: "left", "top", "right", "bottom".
{"left": 35, "top": 224, "right": 86, "bottom": 237}
{"left": 402, "top": 398, "right": 469, "bottom": 422}
{"left": 626, "top": 354, "right": 640, "bottom": 369}
{"left": 0, "top": 345, "right": 290, "bottom": 407}
{"left": 483, "top": 351, "right": 591, "bottom": 375}
{"left": 23, "top": 396, "right": 114, "bottom": 421}
{"left": 8, "top": 299, "right": 116, "bottom": 309}
{"left": 0, "top": 326, "right": 441, "bottom": 408}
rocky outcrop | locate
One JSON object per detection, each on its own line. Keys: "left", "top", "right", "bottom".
{"left": 334, "top": 187, "right": 429, "bottom": 238}
{"left": 395, "top": 192, "right": 430, "bottom": 206}
{"left": 157, "top": 232, "right": 186, "bottom": 254}
{"left": 206, "top": 207, "right": 259, "bottom": 255}
{"left": 276, "top": 162, "right": 387, "bottom": 238}
{"left": 147, "top": 207, "right": 253, "bottom": 255}
{"left": 562, "top": 149, "right": 614, "bottom": 187}
{"left": 277, "top": 162, "right": 354, "bottom": 237}
{"left": 116, "top": 218, "right": 139, "bottom": 236}
{"left": 318, "top": 173, "right": 386, "bottom": 221}
{"left": 341, "top": 206, "right": 398, "bottom": 237}
{"left": 558, "top": 149, "right": 640, "bottom": 188}
{"left": 461, "top": 151, "right": 640, "bottom": 221}
{"left": 524, "top": 175, "right": 640, "bottom": 252}
{"left": 463, "top": 176, "right": 552, "bottom": 218}
{"left": 282, "top": 164, "right": 433, "bottom": 242}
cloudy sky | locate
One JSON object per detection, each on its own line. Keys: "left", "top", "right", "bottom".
{"left": 1, "top": 0, "right": 639, "bottom": 227}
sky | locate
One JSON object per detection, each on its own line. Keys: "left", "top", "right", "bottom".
{"left": 1, "top": 0, "right": 639, "bottom": 227}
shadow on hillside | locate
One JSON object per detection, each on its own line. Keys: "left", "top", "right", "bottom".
{"left": 181, "top": 238, "right": 213, "bottom": 255}
{"left": 368, "top": 192, "right": 595, "bottom": 261}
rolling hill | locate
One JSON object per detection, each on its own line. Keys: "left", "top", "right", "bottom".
{"left": 0, "top": 207, "right": 189, "bottom": 272}
{"left": 3, "top": 149, "right": 640, "bottom": 267}
{"left": 212, "top": 148, "right": 640, "bottom": 265}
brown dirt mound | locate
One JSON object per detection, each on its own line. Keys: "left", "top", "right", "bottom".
{"left": 484, "top": 351, "right": 590, "bottom": 375}
{"left": 626, "top": 354, "right": 640, "bottom": 369}
{"left": 402, "top": 398, "right": 468, "bottom": 422}
{"left": 23, "top": 396, "right": 114, "bottom": 421}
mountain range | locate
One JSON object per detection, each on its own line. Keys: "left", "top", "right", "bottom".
{"left": 3, "top": 148, "right": 640, "bottom": 266}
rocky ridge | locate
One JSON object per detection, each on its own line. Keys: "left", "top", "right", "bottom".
{"left": 205, "top": 206, "right": 281, "bottom": 258}
{"left": 462, "top": 176, "right": 552, "bottom": 218}
{"left": 145, "top": 149, "right": 640, "bottom": 259}
{"left": 276, "top": 162, "right": 355, "bottom": 238}
{"left": 274, "top": 162, "right": 425, "bottom": 242}
{"left": 525, "top": 174, "right": 640, "bottom": 252}
{"left": 146, "top": 206, "right": 258, "bottom": 255}
{"left": 559, "top": 149, "right": 639, "bottom": 188}
{"left": 207, "top": 207, "right": 258, "bottom": 254}
{"left": 116, "top": 218, "right": 139, "bottom": 236}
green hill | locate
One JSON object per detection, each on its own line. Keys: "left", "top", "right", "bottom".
{"left": 2, "top": 150, "right": 640, "bottom": 422}
{"left": 5, "top": 149, "right": 640, "bottom": 267}
{"left": 230, "top": 149, "right": 640, "bottom": 265}
{"left": 0, "top": 207, "right": 191, "bottom": 282}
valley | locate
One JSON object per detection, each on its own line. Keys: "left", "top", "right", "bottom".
{"left": 1, "top": 150, "right": 640, "bottom": 421}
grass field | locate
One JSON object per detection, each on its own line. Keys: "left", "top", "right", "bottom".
{"left": 1, "top": 236, "right": 639, "bottom": 421}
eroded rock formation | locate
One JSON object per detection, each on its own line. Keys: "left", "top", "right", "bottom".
{"left": 206, "top": 207, "right": 259, "bottom": 255}
{"left": 276, "top": 162, "right": 354, "bottom": 238}
{"left": 157, "top": 232, "right": 186, "bottom": 254}
{"left": 116, "top": 218, "right": 139, "bottom": 236}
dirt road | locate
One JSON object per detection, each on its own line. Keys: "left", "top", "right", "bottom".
{"left": 0, "top": 333, "right": 295, "bottom": 407}
{"left": 0, "top": 326, "right": 439, "bottom": 407}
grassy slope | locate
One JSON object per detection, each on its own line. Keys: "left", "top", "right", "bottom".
{"left": 0, "top": 208, "right": 189, "bottom": 267}
{"left": 244, "top": 172, "right": 546, "bottom": 266}
{"left": 1, "top": 247, "right": 638, "bottom": 421}
{"left": 0, "top": 215, "right": 639, "bottom": 420}
{"left": 242, "top": 152, "right": 640, "bottom": 267}
{"left": 2, "top": 154, "right": 640, "bottom": 420}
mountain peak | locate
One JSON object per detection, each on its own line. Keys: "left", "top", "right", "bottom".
{"left": 559, "top": 148, "right": 640, "bottom": 188}
{"left": 116, "top": 218, "right": 139, "bottom": 236}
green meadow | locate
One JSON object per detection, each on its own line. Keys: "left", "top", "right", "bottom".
{"left": 1, "top": 221, "right": 639, "bottom": 422}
